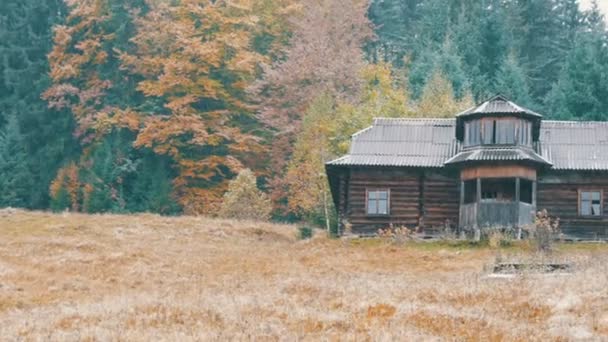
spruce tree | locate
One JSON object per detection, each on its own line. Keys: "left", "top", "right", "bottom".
{"left": 0, "top": 114, "right": 33, "bottom": 207}
{"left": 546, "top": 1, "right": 608, "bottom": 120}
{"left": 0, "top": 0, "right": 76, "bottom": 209}
{"left": 494, "top": 53, "right": 535, "bottom": 107}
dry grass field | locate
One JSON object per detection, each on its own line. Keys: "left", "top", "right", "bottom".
{"left": 1, "top": 209, "right": 608, "bottom": 341}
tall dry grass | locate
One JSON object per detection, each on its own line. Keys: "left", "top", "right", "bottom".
{"left": 0, "top": 209, "right": 607, "bottom": 340}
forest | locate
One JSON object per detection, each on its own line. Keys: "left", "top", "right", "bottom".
{"left": 1, "top": 0, "right": 607, "bottom": 228}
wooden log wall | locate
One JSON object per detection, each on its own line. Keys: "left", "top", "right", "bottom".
{"left": 537, "top": 172, "right": 608, "bottom": 238}
{"left": 346, "top": 168, "right": 420, "bottom": 235}
{"left": 422, "top": 172, "right": 460, "bottom": 231}
{"left": 343, "top": 168, "right": 460, "bottom": 235}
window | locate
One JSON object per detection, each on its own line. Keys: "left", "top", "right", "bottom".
{"left": 480, "top": 178, "right": 515, "bottom": 202}
{"left": 482, "top": 120, "right": 494, "bottom": 144}
{"left": 464, "top": 119, "right": 533, "bottom": 146}
{"left": 367, "top": 190, "right": 389, "bottom": 215}
{"left": 463, "top": 180, "right": 477, "bottom": 204}
{"left": 520, "top": 179, "right": 533, "bottom": 204}
{"left": 464, "top": 120, "right": 481, "bottom": 146}
{"left": 580, "top": 190, "right": 602, "bottom": 216}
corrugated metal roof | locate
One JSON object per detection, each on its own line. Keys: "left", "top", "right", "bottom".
{"left": 327, "top": 118, "right": 608, "bottom": 171}
{"left": 328, "top": 118, "right": 459, "bottom": 168}
{"left": 540, "top": 121, "right": 608, "bottom": 170}
{"left": 444, "top": 147, "right": 551, "bottom": 165}
{"left": 458, "top": 94, "right": 542, "bottom": 117}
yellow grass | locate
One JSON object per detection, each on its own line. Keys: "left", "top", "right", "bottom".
{"left": 1, "top": 209, "right": 608, "bottom": 340}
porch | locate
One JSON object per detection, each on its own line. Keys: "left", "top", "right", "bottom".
{"left": 459, "top": 177, "right": 536, "bottom": 229}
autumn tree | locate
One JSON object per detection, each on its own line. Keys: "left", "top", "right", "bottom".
{"left": 118, "top": 0, "right": 293, "bottom": 214}
{"left": 285, "top": 95, "right": 336, "bottom": 232}
{"left": 218, "top": 169, "right": 272, "bottom": 221}
{"left": 416, "top": 70, "right": 474, "bottom": 117}
{"left": 287, "top": 63, "right": 413, "bottom": 229}
{"left": 251, "top": 0, "right": 373, "bottom": 218}
{"left": 332, "top": 63, "right": 413, "bottom": 155}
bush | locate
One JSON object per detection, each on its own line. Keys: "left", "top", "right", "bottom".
{"left": 523, "top": 209, "right": 560, "bottom": 253}
{"left": 218, "top": 169, "right": 272, "bottom": 221}
{"left": 378, "top": 225, "right": 413, "bottom": 245}
{"left": 484, "top": 227, "right": 514, "bottom": 249}
{"left": 298, "top": 226, "right": 313, "bottom": 240}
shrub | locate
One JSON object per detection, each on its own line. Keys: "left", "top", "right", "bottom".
{"left": 523, "top": 209, "right": 560, "bottom": 253}
{"left": 378, "top": 225, "right": 413, "bottom": 245}
{"left": 484, "top": 227, "right": 514, "bottom": 249}
{"left": 298, "top": 226, "right": 313, "bottom": 240}
{"left": 218, "top": 169, "right": 272, "bottom": 221}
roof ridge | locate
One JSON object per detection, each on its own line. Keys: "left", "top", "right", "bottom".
{"left": 374, "top": 117, "right": 455, "bottom": 121}
{"left": 542, "top": 120, "right": 608, "bottom": 124}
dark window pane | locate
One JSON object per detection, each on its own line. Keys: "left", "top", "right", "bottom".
{"left": 592, "top": 203, "right": 601, "bottom": 216}
{"left": 464, "top": 180, "right": 477, "bottom": 204}
{"left": 520, "top": 179, "right": 533, "bottom": 204}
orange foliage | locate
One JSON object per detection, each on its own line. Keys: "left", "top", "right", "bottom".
{"left": 44, "top": 0, "right": 291, "bottom": 214}
{"left": 50, "top": 163, "right": 82, "bottom": 212}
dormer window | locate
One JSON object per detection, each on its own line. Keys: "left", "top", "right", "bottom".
{"left": 464, "top": 118, "right": 532, "bottom": 147}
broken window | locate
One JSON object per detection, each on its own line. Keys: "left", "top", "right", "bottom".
{"left": 464, "top": 180, "right": 478, "bottom": 204}
{"left": 367, "top": 189, "right": 390, "bottom": 215}
{"left": 580, "top": 190, "right": 602, "bottom": 216}
{"left": 520, "top": 179, "right": 533, "bottom": 204}
{"left": 480, "top": 178, "right": 516, "bottom": 202}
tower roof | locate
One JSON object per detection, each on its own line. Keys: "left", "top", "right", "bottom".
{"left": 455, "top": 95, "right": 542, "bottom": 141}
{"left": 457, "top": 94, "right": 542, "bottom": 118}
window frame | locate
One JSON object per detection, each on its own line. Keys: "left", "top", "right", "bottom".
{"left": 578, "top": 189, "right": 603, "bottom": 217}
{"left": 366, "top": 189, "right": 390, "bottom": 216}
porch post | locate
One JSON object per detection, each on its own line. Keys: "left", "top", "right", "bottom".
{"left": 515, "top": 178, "right": 520, "bottom": 202}
{"left": 532, "top": 180, "right": 537, "bottom": 206}
{"left": 460, "top": 181, "right": 465, "bottom": 206}
{"left": 476, "top": 178, "right": 481, "bottom": 203}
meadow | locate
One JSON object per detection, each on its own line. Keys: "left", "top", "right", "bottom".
{"left": 0, "top": 209, "right": 607, "bottom": 341}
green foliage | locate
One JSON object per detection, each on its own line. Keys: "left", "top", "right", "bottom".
{"left": 0, "top": 0, "right": 76, "bottom": 209}
{"left": 494, "top": 53, "right": 534, "bottom": 108}
{"left": 219, "top": 169, "right": 272, "bottom": 221}
{"left": 298, "top": 226, "right": 313, "bottom": 240}
{"left": 546, "top": 3, "right": 608, "bottom": 120}
{"left": 0, "top": 114, "right": 33, "bottom": 207}
{"left": 50, "top": 186, "right": 70, "bottom": 212}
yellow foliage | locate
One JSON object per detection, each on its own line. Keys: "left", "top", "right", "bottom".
{"left": 416, "top": 71, "right": 474, "bottom": 118}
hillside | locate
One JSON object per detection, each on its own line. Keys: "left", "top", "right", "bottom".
{"left": 0, "top": 210, "right": 607, "bottom": 340}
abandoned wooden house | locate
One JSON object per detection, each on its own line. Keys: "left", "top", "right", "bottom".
{"left": 326, "top": 95, "right": 608, "bottom": 239}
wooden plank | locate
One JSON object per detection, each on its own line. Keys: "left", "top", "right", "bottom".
{"left": 461, "top": 165, "right": 537, "bottom": 181}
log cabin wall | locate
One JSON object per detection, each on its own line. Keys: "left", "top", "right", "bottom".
{"left": 537, "top": 172, "right": 608, "bottom": 238}
{"left": 343, "top": 167, "right": 460, "bottom": 235}
{"left": 421, "top": 171, "right": 460, "bottom": 232}
{"left": 346, "top": 167, "right": 420, "bottom": 235}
